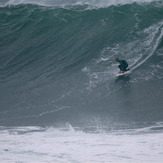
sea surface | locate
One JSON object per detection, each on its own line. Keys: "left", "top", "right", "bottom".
{"left": 0, "top": 0, "right": 163, "bottom": 162}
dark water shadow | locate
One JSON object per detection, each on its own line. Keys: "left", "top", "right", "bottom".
{"left": 113, "top": 74, "right": 134, "bottom": 112}
{"left": 114, "top": 75, "right": 131, "bottom": 83}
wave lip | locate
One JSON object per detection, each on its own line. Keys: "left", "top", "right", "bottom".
{"left": 0, "top": 0, "right": 161, "bottom": 8}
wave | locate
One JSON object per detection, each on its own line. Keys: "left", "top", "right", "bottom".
{"left": 0, "top": 0, "right": 162, "bottom": 8}
{"left": 0, "top": 1, "right": 163, "bottom": 127}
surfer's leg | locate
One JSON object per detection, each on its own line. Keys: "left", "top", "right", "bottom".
{"left": 119, "top": 65, "right": 126, "bottom": 71}
{"left": 118, "top": 65, "right": 124, "bottom": 73}
{"left": 118, "top": 65, "right": 123, "bottom": 71}
{"left": 123, "top": 64, "right": 129, "bottom": 71}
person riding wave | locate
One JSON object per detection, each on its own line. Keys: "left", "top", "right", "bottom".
{"left": 115, "top": 58, "right": 129, "bottom": 73}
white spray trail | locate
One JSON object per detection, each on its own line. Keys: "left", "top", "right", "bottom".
{"left": 130, "top": 22, "right": 163, "bottom": 71}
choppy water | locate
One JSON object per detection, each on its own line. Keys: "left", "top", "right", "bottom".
{"left": 0, "top": 0, "right": 163, "bottom": 162}
{"left": 1, "top": 123, "right": 163, "bottom": 163}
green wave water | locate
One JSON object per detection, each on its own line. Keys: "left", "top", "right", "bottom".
{"left": 0, "top": 1, "right": 163, "bottom": 127}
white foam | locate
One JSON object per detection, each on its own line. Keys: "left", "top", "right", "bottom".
{"left": 1, "top": 125, "right": 163, "bottom": 163}
{"left": 1, "top": 0, "right": 161, "bottom": 8}
{"left": 131, "top": 21, "right": 163, "bottom": 71}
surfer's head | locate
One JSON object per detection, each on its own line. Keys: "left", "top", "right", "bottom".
{"left": 115, "top": 58, "right": 119, "bottom": 62}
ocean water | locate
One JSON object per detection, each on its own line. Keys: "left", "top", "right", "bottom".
{"left": 0, "top": 0, "right": 163, "bottom": 162}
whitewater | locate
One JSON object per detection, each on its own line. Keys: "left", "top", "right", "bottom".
{"left": 1, "top": 124, "right": 163, "bottom": 163}
{"left": 0, "top": 0, "right": 163, "bottom": 162}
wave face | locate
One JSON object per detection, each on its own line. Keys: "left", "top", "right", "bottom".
{"left": 0, "top": 0, "right": 163, "bottom": 128}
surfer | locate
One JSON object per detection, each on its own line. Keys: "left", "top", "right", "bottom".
{"left": 115, "top": 58, "right": 129, "bottom": 73}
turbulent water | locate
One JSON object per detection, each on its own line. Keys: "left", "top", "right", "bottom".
{"left": 0, "top": 0, "right": 163, "bottom": 162}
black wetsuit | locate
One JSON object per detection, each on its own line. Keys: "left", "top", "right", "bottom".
{"left": 118, "top": 60, "right": 129, "bottom": 71}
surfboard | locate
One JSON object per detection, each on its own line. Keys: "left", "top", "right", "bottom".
{"left": 116, "top": 70, "right": 131, "bottom": 77}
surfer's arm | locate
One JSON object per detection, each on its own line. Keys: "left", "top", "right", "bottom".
{"left": 118, "top": 60, "right": 123, "bottom": 65}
